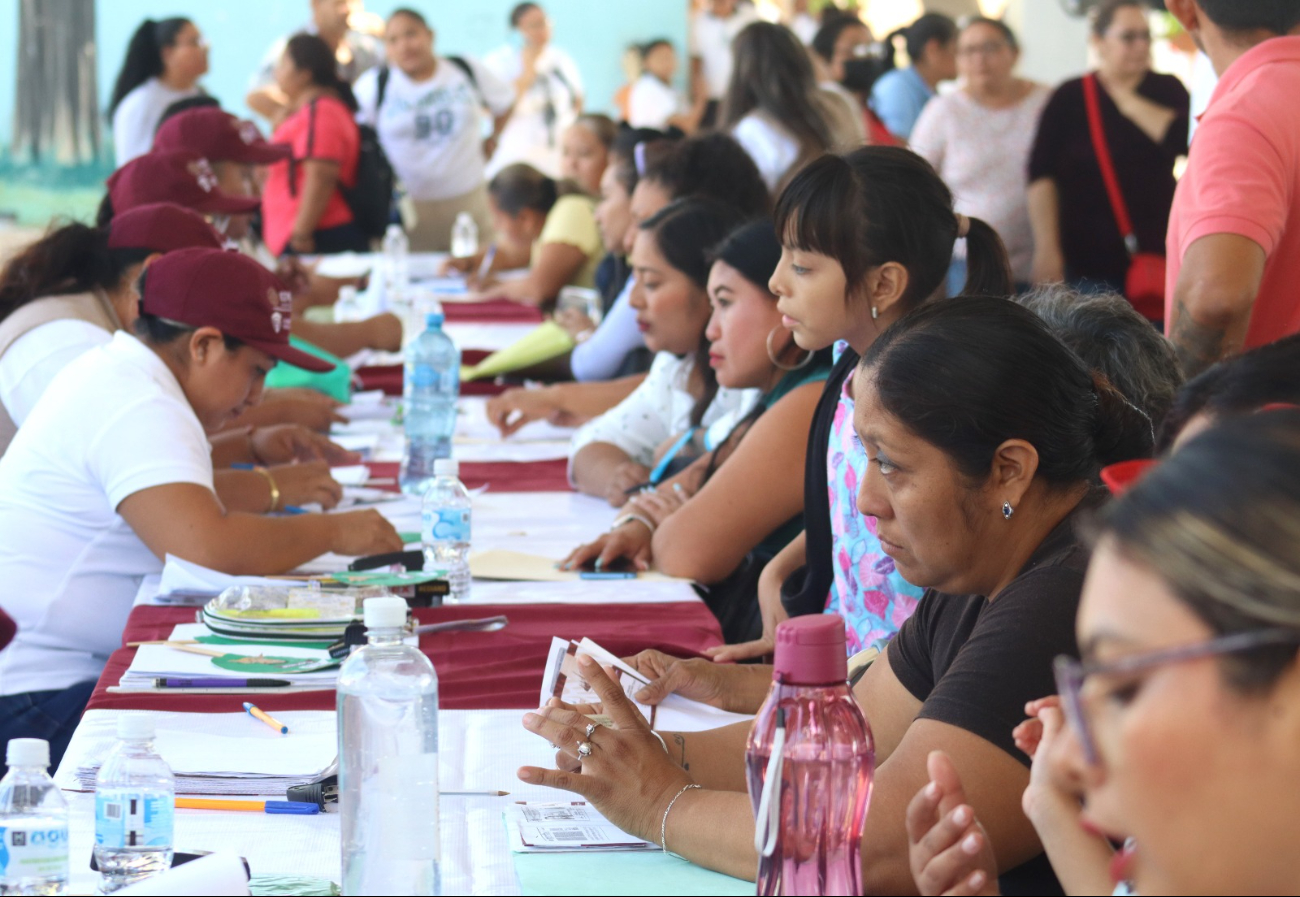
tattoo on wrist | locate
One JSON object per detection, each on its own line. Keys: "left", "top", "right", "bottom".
{"left": 672, "top": 734, "right": 689, "bottom": 771}
{"left": 1170, "top": 300, "right": 1229, "bottom": 378}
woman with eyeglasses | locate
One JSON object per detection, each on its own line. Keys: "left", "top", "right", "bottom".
{"left": 1027, "top": 0, "right": 1189, "bottom": 302}
{"left": 109, "top": 18, "right": 210, "bottom": 165}
{"left": 911, "top": 18, "right": 1048, "bottom": 291}
{"left": 908, "top": 409, "right": 1300, "bottom": 896}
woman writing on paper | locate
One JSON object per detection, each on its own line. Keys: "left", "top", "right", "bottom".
{"left": 562, "top": 221, "right": 831, "bottom": 641}
{"left": 0, "top": 248, "right": 402, "bottom": 768}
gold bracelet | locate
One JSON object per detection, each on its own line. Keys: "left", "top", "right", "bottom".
{"left": 253, "top": 466, "right": 280, "bottom": 513}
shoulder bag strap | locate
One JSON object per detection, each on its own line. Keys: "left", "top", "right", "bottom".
{"left": 1083, "top": 73, "right": 1139, "bottom": 256}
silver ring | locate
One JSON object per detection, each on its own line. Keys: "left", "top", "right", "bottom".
{"left": 585, "top": 722, "right": 598, "bottom": 738}
{"left": 577, "top": 741, "right": 593, "bottom": 758}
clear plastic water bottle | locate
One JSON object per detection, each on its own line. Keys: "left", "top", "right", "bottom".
{"left": 338, "top": 596, "right": 440, "bottom": 896}
{"left": 382, "top": 223, "right": 410, "bottom": 313}
{"left": 746, "top": 616, "right": 874, "bottom": 896}
{"left": 449, "top": 212, "right": 478, "bottom": 261}
{"left": 422, "top": 459, "right": 472, "bottom": 602}
{"left": 93, "top": 715, "right": 174, "bottom": 893}
{"left": 400, "top": 313, "right": 460, "bottom": 495}
{"left": 0, "top": 739, "right": 69, "bottom": 896}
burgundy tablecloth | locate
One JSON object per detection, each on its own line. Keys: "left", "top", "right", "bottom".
{"left": 365, "top": 460, "right": 570, "bottom": 493}
{"left": 355, "top": 349, "right": 505, "bottom": 398}
{"left": 86, "top": 601, "right": 721, "bottom": 713}
{"left": 442, "top": 299, "right": 544, "bottom": 325}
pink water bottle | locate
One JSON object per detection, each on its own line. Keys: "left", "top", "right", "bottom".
{"left": 745, "top": 616, "right": 875, "bottom": 896}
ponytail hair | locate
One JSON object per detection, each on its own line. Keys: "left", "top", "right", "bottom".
{"left": 284, "top": 33, "right": 358, "bottom": 113}
{"left": 890, "top": 13, "right": 957, "bottom": 66}
{"left": 860, "top": 296, "right": 1154, "bottom": 489}
{"left": 109, "top": 18, "right": 193, "bottom": 116}
{"left": 0, "top": 222, "right": 151, "bottom": 324}
{"left": 774, "top": 146, "right": 1012, "bottom": 312}
{"left": 639, "top": 198, "right": 745, "bottom": 428}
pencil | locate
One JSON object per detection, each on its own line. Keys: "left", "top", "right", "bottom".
{"left": 243, "top": 701, "right": 289, "bottom": 735}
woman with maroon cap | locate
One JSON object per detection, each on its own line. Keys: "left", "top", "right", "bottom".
{"left": 0, "top": 247, "right": 402, "bottom": 770}
{"left": 151, "top": 106, "right": 405, "bottom": 360}
{"left": 0, "top": 204, "right": 356, "bottom": 512}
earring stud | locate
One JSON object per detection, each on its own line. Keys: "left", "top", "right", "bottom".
{"left": 1002, "top": 501, "right": 1014, "bottom": 520}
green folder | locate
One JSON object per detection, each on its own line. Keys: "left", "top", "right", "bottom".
{"left": 264, "top": 335, "right": 352, "bottom": 403}
{"left": 461, "top": 321, "right": 575, "bottom": 382}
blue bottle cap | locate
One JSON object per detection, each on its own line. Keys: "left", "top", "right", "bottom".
{"left": 426, "top": 312, "right": 445, "bottom": 328}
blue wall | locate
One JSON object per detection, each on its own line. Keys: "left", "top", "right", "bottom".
{"left": 0, "top": 0, "right": 689, "bottom": 146}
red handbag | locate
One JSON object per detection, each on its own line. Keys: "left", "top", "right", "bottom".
{"left": 1083, "top": 73, "right": 1166, "bottom": 322}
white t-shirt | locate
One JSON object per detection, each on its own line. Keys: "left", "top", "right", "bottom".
{"left": 355, "top": 58, "right": 514, "bottom": 202}
{"left": 790, "top": 13, "right": 818, "bottom": 46}
{"left": 0, "top": 319, "right": 112, "bottom": 432}
{"left": 569, "top": 276, "right": 645, "bottom": 382}
{"left": 628, "top": 74, "right": 683, "bottom": 130}
{"left": 483, "top": 44, "right": 585, "bottom": 179}
{"left": 689, "top": 6, "right": 760, "bottom": 100}
{"left": 112, "top": 78, "right": 203, "bottom": 165}
{"left": 0, "top": 332, "right": 214, "bottom": 696}
{"left": 569, "top": 351, "right": 760, "bottom": 476}
{"left": 732, "top": 112, "right": 801, "bottom": 193}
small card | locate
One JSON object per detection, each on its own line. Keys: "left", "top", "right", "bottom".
{"left": 539, "top": 637, "right": 658, "bottom": 728}
{"left": 506, "top": 802, "right": 655, "bottom": 852}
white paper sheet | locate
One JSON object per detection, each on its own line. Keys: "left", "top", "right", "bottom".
{"left": 158, "top": 556, "right": 307, "bottom": 596}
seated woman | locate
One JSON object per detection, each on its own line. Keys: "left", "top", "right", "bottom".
{"left": 567, "top": 199, "right": 764, "bottom": 506}
{"left": 0, "top": 205, "right": 347, "bottom": 512}
{"left": 484, "top": 133, "right": 771, "bottom": 431}
{"left": 562, "top": 221, "right": 832, "bottom": 640}
{"left": 261, "top": 34, "right": 367, "bottom": 256}
{"left": 448, "top": 159, "right": 605, "bottom": 307}
{"left": 519, "top": 296, "right": 1153, "bottom": 894}
{"left": 0, "top": 247, "right": 401, "bottom": 768}
{"left": 908, "top": 409, "right": 1300, "bottom": 896}
{"left": 152, "top": 105, "right": 403, "bottom": 360}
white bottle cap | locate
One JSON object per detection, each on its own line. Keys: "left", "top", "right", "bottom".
{"left": 434, "top": 459, "right": 459, "bottom": 478}
{"left": 363, "top": 595, "right": 409, "bottom": 630}
{"left": 5, "top": 738, "right": 49, "bottom": 769}
{"left": 117, "top": 713, "right": 156, "bottom": 741}
{"left": 386, "top": 223, "right": 403, "bottom": 238}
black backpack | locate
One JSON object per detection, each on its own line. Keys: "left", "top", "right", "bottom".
{"left": 301, "top": 88, "right": 395, "bottom": 241}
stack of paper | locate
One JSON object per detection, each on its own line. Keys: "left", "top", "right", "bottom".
{"left": 119, "top": 625, "right": 341, "bottom": 690}
{"left": 505, "top": 802, "right": 655, "bottom": 853}
{"left": 63, "top": 710, "right": 337, "bottom": 797}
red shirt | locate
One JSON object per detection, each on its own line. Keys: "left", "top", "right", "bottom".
{"left": 262, "top": 96, "right": 360, "bottom": 255}
{"left": 1166, "top": 37, "right": 1300, "bottom": 349}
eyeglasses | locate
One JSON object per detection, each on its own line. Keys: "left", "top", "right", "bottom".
{"left": 1110, "top": 30, "right": 1152, "bottom": 45}
{"left": 1054, "top": 629, "right": 1300, "bottom": 766}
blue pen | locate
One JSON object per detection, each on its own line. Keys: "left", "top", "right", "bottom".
{"left": 282, "top": 505, "right": 308, "bottom": 515}
{"left": 580, "top": 571, "right": 637, "bottom": 580}
{"left": 231, "top": 462, "right": 255, "bottom": 470}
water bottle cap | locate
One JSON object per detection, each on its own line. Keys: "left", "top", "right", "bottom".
{"left": 386, "top": 223, "right": 404, "bottom": 238}
{"left": 117, "top": 713, "right": 156, "bottom": 741}
{"left": 5, "top": 738, "right": 49, "bottom": 768}
{"left": 772, "top": 616, "right": 848, "bottom": 686}
{"left": 426, "top": 312, "right": 445, "bottom": 328}
{"left": 363, "top": 595, "right": 408, "bottom": 630}
{"left": 434, "top": 458, "right": 460, "bottom": 478}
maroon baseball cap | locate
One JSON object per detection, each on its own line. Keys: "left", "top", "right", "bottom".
{"left": 107, "top": 203, "right": 224, "bottom": 253}
{"left": 106, "top": 151, "right": 261, "bottom": 217}
{"left": 141, "top": 248, "right": 334, "bottom": 373}
{"left": 154, "top": 107, "right": 291, "bottom": 165}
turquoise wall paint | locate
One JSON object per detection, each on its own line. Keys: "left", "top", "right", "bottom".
{"left": 1, "top": 0, "right": 688, "bottom": 146}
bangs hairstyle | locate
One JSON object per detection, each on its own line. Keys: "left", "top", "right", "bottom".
{"left": 774, "top": 147, "right": 1011, "bottom": 306}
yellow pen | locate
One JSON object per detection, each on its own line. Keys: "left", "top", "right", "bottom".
{"left": 243, "top": 701, "right": 288, "bottom": 734}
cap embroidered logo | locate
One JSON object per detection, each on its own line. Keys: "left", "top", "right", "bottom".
{"left": 238, "top": 121, "right": 260, "bottom": 145}
{"left": 268, "top": 288, "right": 293, "bottom": 334}
{"left": 188, "top": 158, "right": 218, "bottom": 193}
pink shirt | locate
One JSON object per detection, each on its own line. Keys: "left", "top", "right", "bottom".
{"left": 262, "top": 96, "right": 359, "bottom": 256}
{"left": 1165, "top": 37, "right": 1300, "bottom": 349}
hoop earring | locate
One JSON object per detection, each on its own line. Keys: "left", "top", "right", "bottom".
{"left": 767, "top": 327, "right": 814, "bottom": 372}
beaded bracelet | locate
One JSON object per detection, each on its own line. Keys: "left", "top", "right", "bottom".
{"left": 611, "top": 512, "right": 656, "bottom": 535}
{"left": 660, "top": 783, "right": 701, "bottom": 859}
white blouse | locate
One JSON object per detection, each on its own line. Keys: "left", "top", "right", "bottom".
{"left": 569, "top": 351, "right": 760, "bottom": 476}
